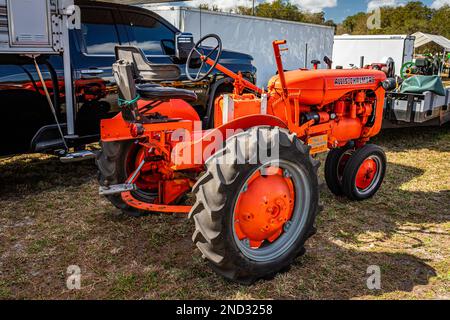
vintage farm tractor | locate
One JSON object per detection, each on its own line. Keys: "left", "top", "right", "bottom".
{"left": 97, "top": 35, "right": 391, "bottom": 284}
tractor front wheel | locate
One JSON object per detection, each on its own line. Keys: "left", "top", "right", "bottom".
{"left": 189, "top": 127, "right": 320, "bottom": 284}
{"left": 341, "top": 144, "right": 386, "bottom": 201}
{"left": 324, "top": 145, "right": 354, "bottom": 196}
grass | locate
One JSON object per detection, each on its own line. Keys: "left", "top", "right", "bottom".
{"left": 0, "top": 125, "right": 449, "bottom": 300}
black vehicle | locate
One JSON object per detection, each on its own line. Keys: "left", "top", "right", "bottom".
{"left": 0, "top": 0, "right": 256, "bottom": 156}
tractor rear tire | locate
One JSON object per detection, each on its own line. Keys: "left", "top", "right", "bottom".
{"left": 342, "top": 144, "right": 386, "bottom": 201}
{"left": 324, "top": 146, "right": 354, "bottom": 196}
{"left": 96, "top": 140, "right": 149, "bottom": 217}
{"left": 189, "top": 127, "right": 320, "bottom": 284}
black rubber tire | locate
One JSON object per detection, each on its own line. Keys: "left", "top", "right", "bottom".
{"left": 342, "top": 144, "right": 387, "bottom": 201}
{"left": 324, "top": 146, "right": 353, "bottom": 196}
{"left": 96, "top": 140, "right": 149, "bottom": 217}
{"left": 189, "top": 127, "right": 320, "bottom": 284}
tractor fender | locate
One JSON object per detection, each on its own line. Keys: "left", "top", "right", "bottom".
{"left": 137, "top": 99, "right": 200, "bottom": 122}
{"left": 101, "top": 99, "right": 200, "bottom": 142}
{"left": 108, "top": 99, "right": 200, "bottom": 122}
{"left": 172, "top": 114, "right": 288, "bottom": 169}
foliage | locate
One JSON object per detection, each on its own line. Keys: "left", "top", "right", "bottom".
{"left": 198, "top": 0, "right": 449, "bottom": 44}
{"left": 199, "top": 0, "right": 336, "bottom": 28}
{"left": 338, "top": 2, "right": 450, "bottom": 41}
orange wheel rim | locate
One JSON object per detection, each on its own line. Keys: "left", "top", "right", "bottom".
{"left": 234, "top": 167, "right": 295, "bottom": 249}
{"left": 355, "top": 158, "right": 378, "bottom": 190}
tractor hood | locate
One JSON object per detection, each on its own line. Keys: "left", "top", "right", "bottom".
{"left": 268, "top": 69, "right": 387, "bottom": 106}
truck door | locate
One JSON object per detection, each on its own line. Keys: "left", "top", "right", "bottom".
{"left": 72, "top": 6, "right": 126, "bottom": 136}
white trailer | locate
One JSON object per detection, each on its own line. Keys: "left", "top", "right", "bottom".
{"left": 147, "top": 6, "right": 335, "bottom": 87}
{"left": 332, "top": 35, "right": 415, "bottom": 76}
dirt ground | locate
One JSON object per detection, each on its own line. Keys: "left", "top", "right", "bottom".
{"left": 0, "top": 125, "right": 449, "bottom": 300}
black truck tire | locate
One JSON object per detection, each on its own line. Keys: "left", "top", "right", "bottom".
{"left": 190, "top": 127, "right": 320, "bottom": 284}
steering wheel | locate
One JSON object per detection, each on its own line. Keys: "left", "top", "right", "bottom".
{"left": 186, "top": 34, "right": 223, "bottom": 82}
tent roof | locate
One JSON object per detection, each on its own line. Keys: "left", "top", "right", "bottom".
{"left": 412, "top": 32, "right": 450, "bottom": 51}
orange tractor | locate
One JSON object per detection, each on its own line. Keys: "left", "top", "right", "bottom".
{"left": 97, "top": 35, "right": 393, "bottom": 284}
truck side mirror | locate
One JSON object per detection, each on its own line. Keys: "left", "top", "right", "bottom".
{"left": 175, "top": 32, "right": 195, "bottom": 61}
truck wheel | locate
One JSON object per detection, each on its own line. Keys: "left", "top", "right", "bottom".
{"left": 96, "top": 140, "right": 156, "bottom": 217}
{"left": 324, "top": 146, "right": 354, "bottom": 196}
{"left": 342, "top": 144, "right": 386, "bottom": 201}
{"left": 190, "top": 127, "right": 320, "bottom": 284}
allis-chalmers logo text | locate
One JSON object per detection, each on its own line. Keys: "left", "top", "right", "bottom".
{"left": 334, "top": 76, "right": 376, "bottom": 86}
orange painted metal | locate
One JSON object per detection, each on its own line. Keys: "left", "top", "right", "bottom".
{"left": 272, "top": 40, "right": 289, "bottom": 98}
{"left": 171, "top": 114, "right": 288, "bottom": 170}
{"left": 161, "top": 179, "right": 193, "bottom": 205}
{"left": 355, "top": 158, "right": 378, "bottom": 190}
{"left": 203, "top": 57, "right": 263, "bottom": 95}
{"left": 234, "top": 167, "right": 295, "bottom": 248}
{"left": 100, "top": 98, "right": 199, "bottom": 142}
{"left": 101, "top": 38, "right": 389, "bottom": 213}
{"left": 101, "top": 115, "right": 194, "bottom": 142}
{"left": 121, "top": 191, "right": 191, "bottom": 213}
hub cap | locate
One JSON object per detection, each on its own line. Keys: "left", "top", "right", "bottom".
{"left": 234, "top": 167, "right": 295, "bottom": 249}
{"left": 356, "top": 158, "right": 377, "bottom": 190}
{"left": 354, "top": 155, "right": 383, "bottom": 196}
{"left": 232, "top": 160, "right": 311, "bottom": 262}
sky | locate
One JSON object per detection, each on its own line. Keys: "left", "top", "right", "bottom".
{"left": 171, "top": 0, "right": 450, "bottom": 22}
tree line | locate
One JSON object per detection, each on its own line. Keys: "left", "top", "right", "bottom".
{"left": 198, "top": 0, "right": 450, "bottom": 41}
{"left": 198, "top": 0, "right": 336, "bottom": 28}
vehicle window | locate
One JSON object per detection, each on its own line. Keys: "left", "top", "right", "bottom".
{"left": 122, "top": 11, "right": 174, "bottom": 55}
{"left": 81, "top": 8, "right": 120, "bottom": 55}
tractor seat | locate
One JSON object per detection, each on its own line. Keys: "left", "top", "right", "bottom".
{"left": 136, "top": 83, "right": 197, "bottom": 102}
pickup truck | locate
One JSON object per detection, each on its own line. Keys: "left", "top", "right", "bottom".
{"left": 0, "top": 0, "right": 256, "bottom": 156}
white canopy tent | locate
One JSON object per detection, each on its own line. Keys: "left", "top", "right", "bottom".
{"left": 412, "top": 32, "right": 450, "bottom": 51}
{"left": 412, "top": 32, "right": 450, "bottom": 75}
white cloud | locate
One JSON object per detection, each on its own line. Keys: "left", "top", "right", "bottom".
{"left": 367, "top": 0, "right": 404, "bottom": 11}
{"left": 179, "top": 0, "right": 337, "bottom": 13}
{"left": 288, "top": 0, "right": 338, "bottom": 13}
{"left": 430, "top": 0, "right": 450, "bottom": 9}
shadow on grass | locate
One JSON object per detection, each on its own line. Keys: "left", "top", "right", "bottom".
{"left": 326, "top": 161, "right": 450, "bottom": 238}
{"left": 0, "top": 156, "right": 97, "bottom": 200}
{"left": 0, "top": 128, "right": 447, "bottom": 299}
{"left": 374, "top": 123, "right": 450, "bottom": 152}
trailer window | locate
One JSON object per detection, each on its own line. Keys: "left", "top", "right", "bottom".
{"left": 122, "top": 11, "right": 174, "bottom": 55}
{"left": 81, "top": 8, "right": 120, "bottom": 55}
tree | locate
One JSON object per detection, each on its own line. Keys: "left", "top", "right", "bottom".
{"left": 200, "top": 0, "right": 336, "bottom": 28}
{"left": 198, "top": 4, "right": 220, "bottom": 12}
{"left": 337, "top": 1, "right": 450, "bottom": 40}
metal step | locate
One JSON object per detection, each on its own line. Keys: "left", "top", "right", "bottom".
{"left": 60, "top": 150, "right": 96, "bottom": 163}
{"left": 99, "top": 183, "right": 136, "bottom": 196}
